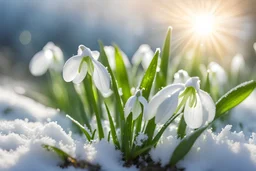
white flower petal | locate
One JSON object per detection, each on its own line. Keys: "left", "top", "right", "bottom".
{"left": 145, "top": 84, "right": 184, "bottom": 121}
{"left": 132, "top": 99, "right": 142, "bottom": 120}
{"left": 42, "top": 42, "right": 64, "bottom": 72}
{"left": 124, "top": 96, "right": 136, "bottom": 118}
{"left": 173, "top": 70, "right": 190, "bottom": 84}
{"left": 78, "top": 45, "right": 92, "bottom": 57}
{"left": 72, "top": 63, "right": 88, "bottom": 84}
{"left": 132, "top": 44, "right": 152, "bottom": 65}
{"left": 43, "top": 42, "right": 55, "bottom": 50}
{"left": 184, "top": 94, "right": 203, "bottom": 129}
{"left": 92, "top": 59, "right": 111, "bottom": 97}
{"left": 92, "top": 51, "right": 100, "bottom": 60}
{"left": 138, "top": 96, "right": 148, "bottom": 116}
{"left": 29, "top": 51, "right": 52, "bottom": 76}
{"left": 199, "top": 90, "right": 216, "bottom": 124}
{"left": 185, "top": 77, "right": 200, "bottom": 91}
{"left": 155, "top": 90, "right": 180, "bottom": 124}
{"left": 63, "top": 55, "right": 82, "bottom": 82}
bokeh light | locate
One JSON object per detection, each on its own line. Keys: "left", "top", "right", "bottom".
{"left": 19, "top": 30, "right": 31, "bottom": 45}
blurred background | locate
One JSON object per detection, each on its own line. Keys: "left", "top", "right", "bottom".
{"left": 0, "top": 0, "right": 256, "bottom": 87}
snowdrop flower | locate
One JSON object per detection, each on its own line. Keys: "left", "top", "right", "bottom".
{"left": 231, "top": 54, "right": 245, "bottom": 76}
{"left": 63, "top": 45, "right": 111, "bottom": 97}
{"left": 104, "top": 46, "right": 131, "bottom": 70}
{"left": 173, "top": 70, "right": 190, "bottom": 83}
{"left": 29, "top": 42, "right": 64, "bottom": 76}
{"left": 132, "top": 44, "right": 154, "bottom": 70}
{"left": 208, "top": 62, "right": 227, "bottom": 87}
{"left": 145, "top": 77, "right": 215, "bottom": 129}
{"left": 124, "top": 90, "right": 147, "bottom": 120}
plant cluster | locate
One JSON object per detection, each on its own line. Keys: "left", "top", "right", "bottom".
{"left": 29, "top": 27, "right": 256, "bottom": 170}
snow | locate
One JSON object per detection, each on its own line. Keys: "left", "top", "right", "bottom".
{"left": 0, "top": 87, "right": 71, "bottom": 129}
{"left": 134, "top": 132, "right": 148, "bottom": 146}
{"left": 178, "top": 125, "right": 256, "bottom": 171}
{"left": 0, "top": 86, "right": 136, "bottom": 171}
{"left": 1, "top": 86, "right": 256, "bottom": 171}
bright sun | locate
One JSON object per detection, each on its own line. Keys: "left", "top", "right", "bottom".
{"left": 192, "top": 14, "right": 215, "bottom": 36}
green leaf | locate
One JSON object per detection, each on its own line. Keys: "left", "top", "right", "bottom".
{"left": 204, "top": 71, "right": 211, "bottom": 94}
{"left": 66, "top": 115, "right": 92, "bottom": 141}
{"left": 215, "top": 80, "right": 256, "bottom": 119}
{"left": 170, "top": 126, "right": 208, "bottom": 166}
{"left": 160, "top": 27, "right": 172, "bottom": 82}
{"left": 139, "top": 49, "right": 160, "bottom": 99}
{"left": 177, "top": 115, "right": 186, "bottom": 139}
{"left": 144, "top": 118, "right": 156, "bottom": 144}
{"left": 114, "top": 45, "right": 131, "bottom": 102}
{"left": 43, "top": 144, "right": 75, "bottom": 162}
{"left": 155, "top": 27, "right": 172, "bottom": 89}
{"left": 124, "top": 113, "right": 133, "bottom": 160}
{"left": 99, "top": 41, "right": 125, "bottom": 150}
{"left": 105, "top": 103, "right": 120, "bottom": 149}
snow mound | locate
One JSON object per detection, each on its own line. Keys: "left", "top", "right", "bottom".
{"left": 0, "top": 86, "right": 71, "bottom": 130}
{"left": 151, "top": 125, "right": 256, "bottom": 171}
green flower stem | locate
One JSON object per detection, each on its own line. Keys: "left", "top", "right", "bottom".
{"left": 135, "top": 113, "right": 143, "bottom": 136}
{"left": 83, "top": 75, "right": 104, "bottom": 140}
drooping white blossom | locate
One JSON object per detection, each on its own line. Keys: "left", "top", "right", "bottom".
{"left": 63, "top": 45, "right": 111, "bottom": 97}
{"left": 124, "top": 90, "right": 147, "bottom": 120}
{"left": 145, "top": 77, "right": 215, "bottom": 129}
{"left": 132, "top": 44, "right": 154, "bottom": 70}
{"left": 29, "top": 42, "right": 64, "bottom": 76}
{"left": 104, "top": 46, "right": 131, "bottom": 70}
{"left": 208, "top": 62, "right": 227, "bottom": 87}
{"left": 231, "top": 54, "right": 245, "bottom": 76}
{"left": 173, "top": 70, "right": 190, "bottom": 83}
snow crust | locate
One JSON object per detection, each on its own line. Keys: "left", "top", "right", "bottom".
{"left": 1, "top": 87, "right": 256, "bottom": 171}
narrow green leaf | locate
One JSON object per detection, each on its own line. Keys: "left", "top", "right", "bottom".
{"left": 107, "top": 131, "right": 111, "bottom": 142}
{"left": 66, "top": 115, "right": 92, "bottom": 141}
{"left": 43, "top": 144, "right": 75, "bottom": 162}
{"left": 160, "top": 27, "right": 172, "bottom": 83}
{"left": 216, "top": 80, "right": 256, "bottom": 119}
{"left": 114, "top": 45, "right": 131, "bottom": 102}
{"left": 144, "top": 118, "right": 156, "bottom": 144}
{"left": 204, "top": 71, "right": 211, "bottom": 93}
{"left": 139, "top": 49, "right": 160, "bottom": 99}
{"left": 177, "top": 115, "right": 186, "bottom": 139}
{"left": 91, "top": 129, "right": 97, "bottom": 140}
{"left": 124, "top": 113, "right": 133, "bottom": 160}
{"left": 99, "top": 41, "right": 125, "bottom": 150}
{"left": 170, "top": 126, "right": 207, "bottom": 166}
{"left": 105, "top": 103, "right": 120, "bottom": 149}
{"left": 155, "top": 27, "right": 172, "bottom": 89}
